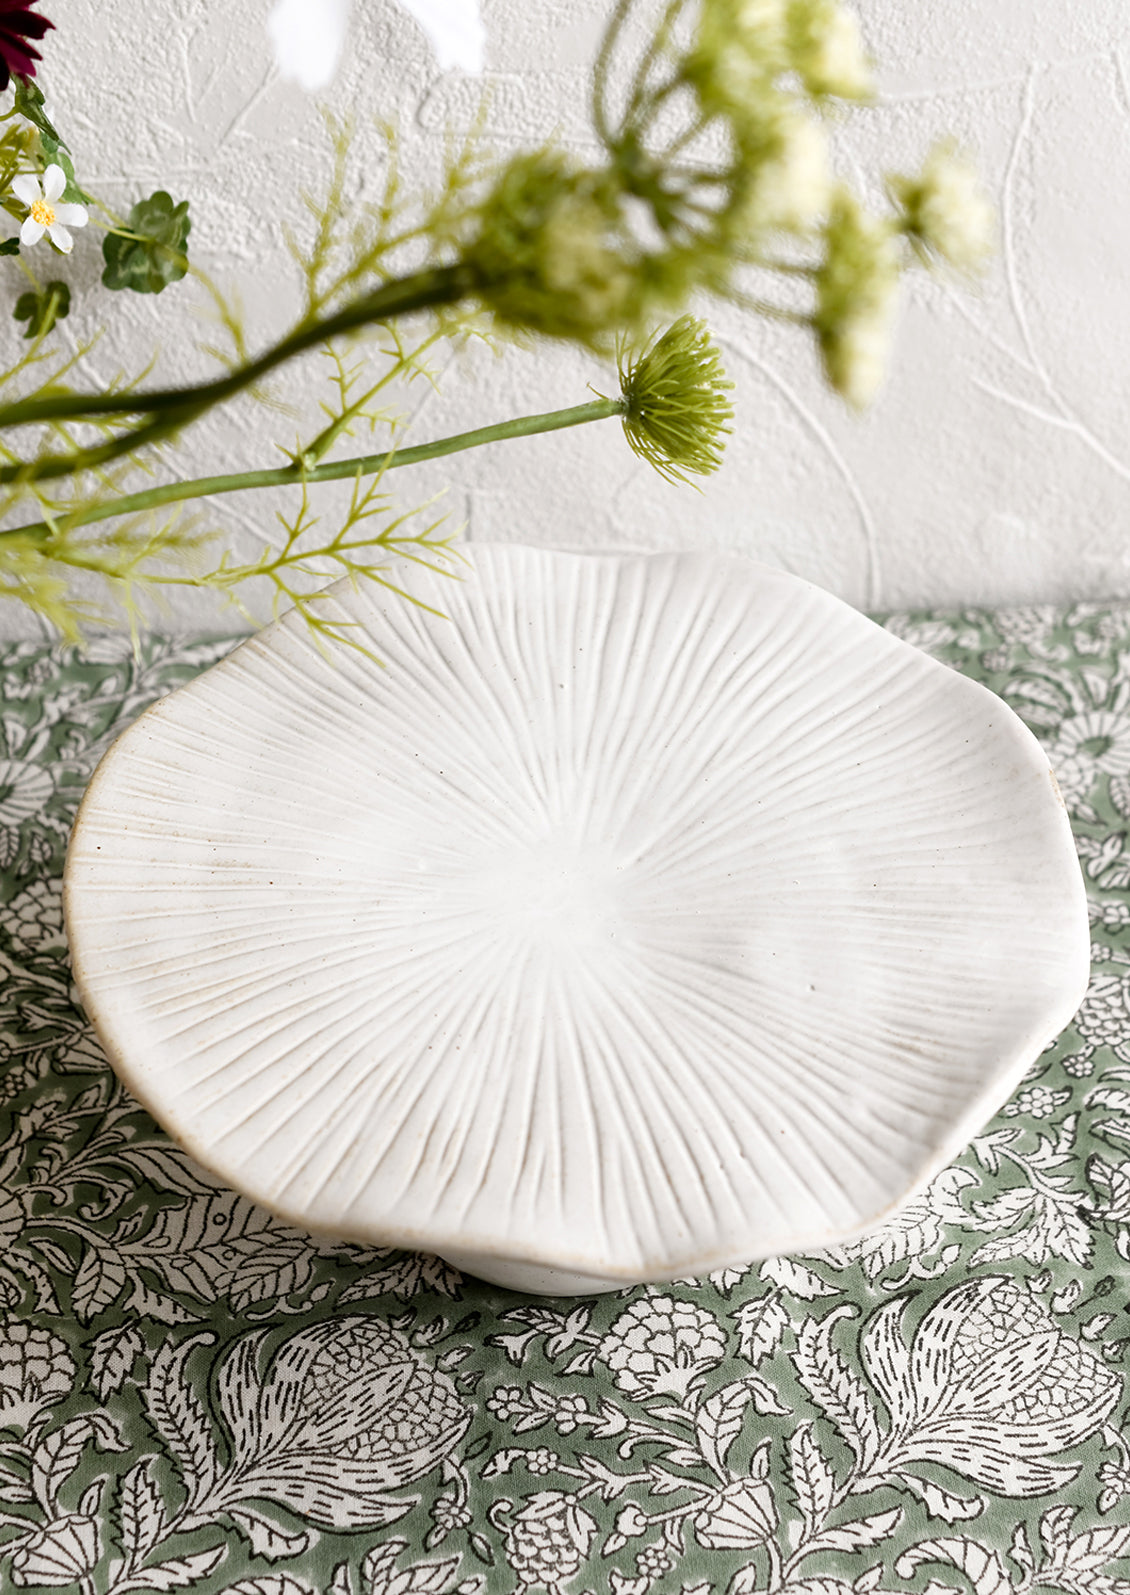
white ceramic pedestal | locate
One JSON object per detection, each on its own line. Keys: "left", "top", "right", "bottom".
{"left": 64, "top": 548, "right": 1089, "bottom": 1294}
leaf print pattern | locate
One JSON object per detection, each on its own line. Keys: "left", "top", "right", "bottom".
{"left": 0, "top": 613, "right": 1129, "bottom": 1592}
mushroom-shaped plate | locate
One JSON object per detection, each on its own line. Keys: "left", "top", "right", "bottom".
{"left": 64, "top": 548, "right": 1089, "bottom": 1294}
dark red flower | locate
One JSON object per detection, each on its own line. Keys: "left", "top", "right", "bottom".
{"left": 0, "top": 1, "right": 54, "bottom": 93}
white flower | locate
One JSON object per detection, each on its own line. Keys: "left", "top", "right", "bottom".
{"left": 12, "top": 165, "right": 87, "bottom": 254}
{"left": 749, "top": 112, "right": 830, "bottom": 231}
{"left": 788, "top": 0, "right": 872, "bottom": 101}
{"left": 689, "top": 0, "right": 787, "bottom": 120}
{"left": 814, "top": 192, "right": 900, "bottom": 407}
{"left": 892, "top": 142, "right": 995, "bottom": 272}
{"left": 738, "top": 0, "right": 788, "bottom": 34}
{"left": 822, "top": 304, "right": 893, "bottom": 408}
{"left": 267, "top": 0, "right": 484, "bottom": 92}
{"left": 731, "top": 0, "right": 788, "bottom": 65}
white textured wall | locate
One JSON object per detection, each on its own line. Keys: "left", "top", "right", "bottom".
{"left": 6, "top": 0, "right": 1130, "bottom": 633}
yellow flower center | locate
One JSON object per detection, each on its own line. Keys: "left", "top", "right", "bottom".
{"left": 30, "top": 199, "right": 55, "bottom": 227}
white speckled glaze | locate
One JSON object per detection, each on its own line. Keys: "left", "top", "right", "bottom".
{"left": 64, "top": 548, "right": 1089, "bottom": 1293}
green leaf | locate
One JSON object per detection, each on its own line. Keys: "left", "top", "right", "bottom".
{"left": 39, "top": 134, "right": 91, "bottom": 205}
{"left": 12, "top": 76, "right": 65, "bottom": 148}
{"left": 13, "top": 280, "right": 70, "bottom": 339}
{"left": 0, "top": 238, "right": 19, "bottom": 255}
{"left": 102, "top": 190, "right": 191, "bottom": 294}
{"left": 12, "top": 78, "right": 92, "bottom": 205}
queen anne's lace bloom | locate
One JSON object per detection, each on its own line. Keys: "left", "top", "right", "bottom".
{"left": 12, "top": 164, "right": 87, "bottom": 253}
{"left": 814, "top": 191, "right": 900, "bottom": 407}
{"left": 691, "top": 0, "right": 871, "bottom": 115}
{"left": 787, "top": 0, "right": 872, "bottom": 100}
{"left": 736, "top": 111, "right": 830, "bottom": 232}
{"left": 891, "top": 142, "right": 995, "bottom": 272}
{"left": 688, "top": 0, "right": 787, "bottom": 117}
{"left": 468, "top": 153, "right": 633, "bottom": 343}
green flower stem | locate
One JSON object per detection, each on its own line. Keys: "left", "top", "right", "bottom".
{"left": 592, "top": 0, "right": 635, "bottom": 142}
{"left": 300, "top": 327, "right": 447, "bottom": 469}
{"left": 0, "top": 397, "right": 625, "bottom": 547}
{"left": 0, "top": 263, "right": 472, "bottom": 430}
{"left": 0, "top": 264, "right": 477, "bottom": 490}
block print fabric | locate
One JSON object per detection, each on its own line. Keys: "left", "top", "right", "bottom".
{"left": 0, "top": 608, "right": 1128, "bottom": 1595}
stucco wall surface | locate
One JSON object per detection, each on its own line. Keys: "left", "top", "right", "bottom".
{"left": 4, "top": 0, "right": 1130, "bottom": 634}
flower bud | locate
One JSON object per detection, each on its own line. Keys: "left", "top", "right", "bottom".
{"left": 467, "top": 153, "right": 636, "bottom": 344}
{"left": 615, "top": 1502, "right": 651, "bottom": 1537}
{"left": 619, "top": 316, "right": 734, "bottom": 485}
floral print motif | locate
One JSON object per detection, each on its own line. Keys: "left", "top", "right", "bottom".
{"left": 1047, "top": 705, "right": 1130, "bottom": 808}
{"left": 0, "top": 878, "right": 64, "bottom": 953}
{"left": 692, "top": 1475, "right": 778, "bottom": 1550}
{"left": 10, "top": 1513, "right": 100, "bottom": 1588}
{"left": 1005, "top": 1083, "right": 1073, "bottom": 1118}
{"left": 491, "top": 1490, "right": 598, "bottom": 1591}
{"left": 0, "top": 760, "right": 54, "bottom": 827}
{"left": 1075, "top": 972, "right": 1130, "bottom": 1055}
{"left": 0, "top": 1322, "right": 73, "bottom": 1428}
{"left": 598, "top": 1295, "right": 728, "bottom": 1398}
{"left": 208, "top": 1316, "right": 472, "bottom": 1524}
{"left": 860, "top": 1276, "right": 1120, "bottom": 1493}
{"left": 0, "top": 614, "right": 1128, "bottom": 1594}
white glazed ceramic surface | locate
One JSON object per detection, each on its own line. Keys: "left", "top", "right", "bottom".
{"left": 64, "top": 548, "right": 1090, "bottom": 1294}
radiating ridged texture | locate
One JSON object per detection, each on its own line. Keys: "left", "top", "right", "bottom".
{"left": 64, "top": 549, "right": 1090, "bottom": 1285}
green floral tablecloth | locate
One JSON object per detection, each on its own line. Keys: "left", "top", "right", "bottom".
{"left": 1, "top": 607, "right": 1129, "bottom": 1595}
